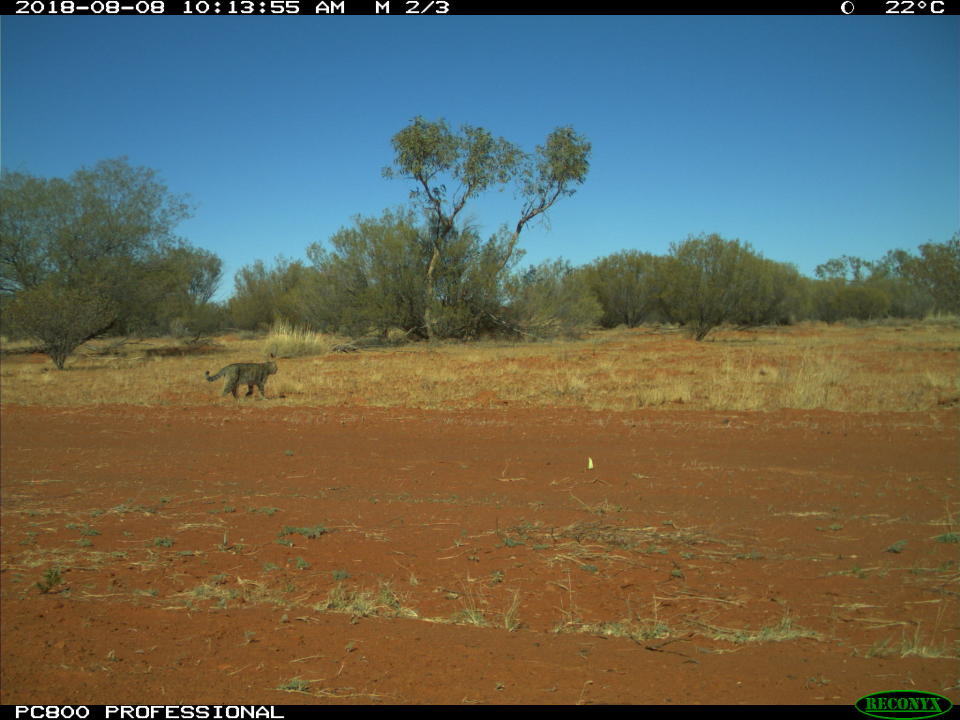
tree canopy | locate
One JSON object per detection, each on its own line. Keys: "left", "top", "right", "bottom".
{"left": 1, "top": 158, "right": 221, "bottom": 365}
{"left": 383, "top": 117, "right": 591, "bottom": 338}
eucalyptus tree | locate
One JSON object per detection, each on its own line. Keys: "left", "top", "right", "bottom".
{"left": 384, "top": 117, "right": 591, "bottom": 338}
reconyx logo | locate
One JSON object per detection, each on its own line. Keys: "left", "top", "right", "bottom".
{"left": 856, "top": 691, "right": 954, "bottom": 720}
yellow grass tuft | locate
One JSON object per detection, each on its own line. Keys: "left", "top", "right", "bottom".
{"left": 265, "top": 319, "right": 350, "bottom": 358}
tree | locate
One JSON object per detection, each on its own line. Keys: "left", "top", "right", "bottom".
{"left": 384, "top": 117, "right": 591, "bottom": 339}
{"left": 832, "top": 284, "right": 892, "bottom": 320}
{"left": 228, "top": 257, "right": 315, "bottom": 331}
{"left": 581, "top": 250, "right": 664, "bottom": 327}
{"left": 5, "top": 280, "right": 117, "bottom": 369}
{"left": 505, "top": 259, "right": 602, "bottom": 338}
{"left": 428, "top": 223, "right": 520, "bottom": 338}
{"left": 910, "top": 235, "right": 960, "bottom": 314}
{"left": 306, "top": 209, "right": 519, "bottom": 339}
{"left": 728, "top": 255, "right": 806, "bottom": 327}
{"left": 815, "top": 254, "right": 872, "bottom": 283}
{"left": 1, "top": 158, "right": 216, "bottom": 357}
{"left": 811, "top": 238, "right": 960, "bottom": 320}
{"left": 0, "top": 172, "right": 68, "bottom": 295}
{"left": 227, "top": 257, "right": 329, "bottom": 333}
{"left": 659, "top": 234, "right": 769, "bottom": 340}
{"left": 145, "top": 246, "right": 224, "bottom": 337}
{"left": 861, "top": 249, "right": 932, "bottom": 319}
{"left": 306, "top": 208, "right": 428, "bottom": 336}
{"left": 0, "top": 158, "right": 192, "bottom": 298}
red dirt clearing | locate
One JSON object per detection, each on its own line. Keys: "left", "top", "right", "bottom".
{"left": 1, "top": 405, "right": 957, "bottom": 705}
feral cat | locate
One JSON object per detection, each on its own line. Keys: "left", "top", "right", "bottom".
{"left": 205, "top": 356, "right": 278, "bottom": 399}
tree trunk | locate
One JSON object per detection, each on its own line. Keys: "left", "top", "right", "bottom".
{"left": 423, "top": 244, "right": 441, "bottom": 340}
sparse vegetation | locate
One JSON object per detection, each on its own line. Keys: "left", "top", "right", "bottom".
{"left": 885, "top": 540, "right": 908, "bottom": 554}
{"left": 277, "top": 677, "right": 311, "bottom": 693}
{"left": 450, "top": 583, "right": 489, "bottom": 628}
{"left": 36, "top": 567, "right": 63, "bottom": 594}
{"left": 315, "top": 581, "right": 416, "bottom": 621}
{"left": 2, "top": 322, "right": 957, "bottom": 411}
{"left": 278, "top": 525, "right": 328, "bottom": 540}
{"left": 1, "top": 317, "right": 955, "bottom": 703}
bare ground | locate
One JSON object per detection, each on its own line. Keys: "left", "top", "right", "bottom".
{"left": 1, "top": 402, "right": 957, "bottom": 705}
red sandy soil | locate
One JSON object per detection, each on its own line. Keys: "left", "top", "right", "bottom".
{"left": 1, "top": 404, "right": 957, "bottom": 705}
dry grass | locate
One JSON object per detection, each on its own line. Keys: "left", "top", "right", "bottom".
{"left": 1, "top": 321, "right": 957, "bottom": 412}
{"left": 264, "top": 319, "right": 354, "bottom": 358}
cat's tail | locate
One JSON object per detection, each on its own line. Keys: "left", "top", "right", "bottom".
{"left": 205, "top": 368, "right": 224, "bottom": 382}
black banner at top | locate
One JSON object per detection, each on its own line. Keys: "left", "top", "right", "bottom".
{"left": 6, "top": 0, "right": 957, "bottom": 14}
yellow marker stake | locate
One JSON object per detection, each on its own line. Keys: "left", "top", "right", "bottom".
{"left": 587, "top": 457, "right": 594, "bottom": 470}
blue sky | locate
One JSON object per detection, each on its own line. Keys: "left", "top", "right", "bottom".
{"left": 2, "top": 15, "right": 957, "bottom": 302}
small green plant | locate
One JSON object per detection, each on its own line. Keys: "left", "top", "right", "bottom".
{"left": 66, "top": 523, "right": 100, "bottom": 536}
{"left": 885, "top": 540, "right": 908, "bottom": 554}
{"left": 934, "top": 532, "right": 959, "bottom": 544}
{"left": 332, "top": 569, "right": 350, "bottom": 581}
{"left": 294, "top": 557, "right": 311, "bottom": 570}
{"left": 279, "top": 525, "right": 327, "bottom": 540}
{"left": 277, "top": 676, "right": 310, "bottom": 693}
{"left": 153, "top": 537, "right": 174, "bottom": 548}
{"left": 37, "top": 567, "right": 63, "bottom": 594}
